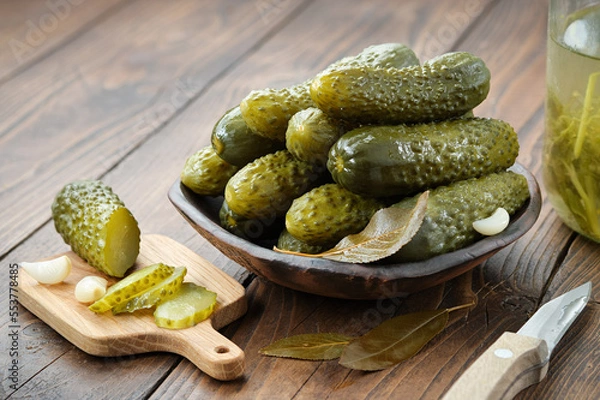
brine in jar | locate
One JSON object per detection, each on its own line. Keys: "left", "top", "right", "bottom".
{"left": 544, "top": 2, "right": 600, "bottom": 242}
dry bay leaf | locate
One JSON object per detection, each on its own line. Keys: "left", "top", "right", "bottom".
{"left": 259, "top": 304, "right": 473, "bottom": 368}
{"left": 275, "top": 191, "right": 428, "bottom": 263}
{"left": 259, "top": 333, "right": 354, "bottom": 360}
{"left": 339, "top": 308, "right": 448, "bottom": 371}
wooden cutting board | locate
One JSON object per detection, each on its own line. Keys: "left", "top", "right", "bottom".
{"left": 19, "top": 234, "right": 248, "bottom": 381}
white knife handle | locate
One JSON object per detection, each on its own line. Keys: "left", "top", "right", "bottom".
{"left": 442, "top": 332, "right": 549, "bottom": 400}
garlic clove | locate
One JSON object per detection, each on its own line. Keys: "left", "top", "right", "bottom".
{"left": 21, "top": 255, "right": 72, "bottom": 284}
{"left": 75, "top": 276, "right": 108, "bottom": 303}
{"left": 473, "top": 207, "right": 510, "bottom": 236}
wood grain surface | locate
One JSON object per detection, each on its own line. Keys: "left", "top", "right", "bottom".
{"left": 19, "top": 234, "right": 247, "bottom": 381}
{"left": 2, "top": 0, "right": 599, "bottom": 399}
{"left": 0, "top": 0, "right": 126, "bottom": 82}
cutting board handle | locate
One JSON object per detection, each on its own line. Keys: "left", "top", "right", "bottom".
{"left": 161, "top": 320, "right": 245, "bottom": 381}
{"left": 442, "top": 332, "right": 548, "bottom": 400}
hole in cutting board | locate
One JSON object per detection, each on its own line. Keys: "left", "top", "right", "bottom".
{"left": 215, "top": 346, "right": 230, "bottom": 354}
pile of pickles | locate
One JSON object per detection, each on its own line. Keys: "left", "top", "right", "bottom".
{"left": 181, "top": 43, "right": 530, "bottom": 261}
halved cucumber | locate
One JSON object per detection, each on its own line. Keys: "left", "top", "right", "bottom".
{"left": 51, "top": 180, "right": 140, "bottom": 277}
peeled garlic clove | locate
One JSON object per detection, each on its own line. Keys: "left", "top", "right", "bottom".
{"left": 75, "top": 276, "right": 108, "bottom": 303}
{"left": 473, "top": 207, "right": 510, "bottom": 236}
{"left": 21, "top": 255, "right": 72, "bottom": 284}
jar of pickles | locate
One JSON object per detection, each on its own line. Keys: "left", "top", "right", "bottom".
{"left": 544, "top": 0, "right": 600, "bottom": 241}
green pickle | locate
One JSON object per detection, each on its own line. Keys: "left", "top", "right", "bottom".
{"left": 224, "top": 150, "right": 324, "bottom": 220}
{"left": 328, "top": 117, "right": 519, "bottom": 197}
{"left": 240, "top": 43, "right": 420, "bottom": 141}
{"left": 181, "top": 146, "right": 239, "bottom": 196}
{"left": 389, "top": 171, "right": 530, "bottom": 262}
{"left": 90, "top": 263, "right": 175, "bottom": 313}
{"left": 240, "top": 80, "right": 314, "bottom": 142}
{"left": 311, "top": 52, "right": 490, "bottom": 125}
{"left": 276, "top": 228, "right": 332, "bottom": 254}
{"left": 219, "top": 198, "right": 283, "bottom": 241}
{"left": 285, "top": 183, "right": 384, "bottom": 246}
{"left": 211, "top": 106, "right": 285, "bottom": 167}
{"left": 52, "top": 180, "right": 140, "bottom": 278}
{"left": 285, "top": 107, "right": 350, "bottom": 167}
{"left": 154, "top": 282, "right": 218, "bottom": 329}
{"left": 112, "top": 267, "right": 187, "bottom": 314}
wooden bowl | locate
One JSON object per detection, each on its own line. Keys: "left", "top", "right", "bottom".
{"left": 168, "top": 163, "right": 541, "bottom": 300}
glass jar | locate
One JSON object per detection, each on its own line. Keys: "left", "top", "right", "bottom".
{"left": 544, "top": 0, "right": 600, "bottom": 242}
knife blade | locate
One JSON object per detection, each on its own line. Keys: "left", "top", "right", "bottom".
{"left": 442, "top": 281, "right": 592, "bottom": 400}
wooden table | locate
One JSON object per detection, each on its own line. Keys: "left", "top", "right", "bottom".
{"left": 2, "top": 0, "right": 599, "bottom": 398}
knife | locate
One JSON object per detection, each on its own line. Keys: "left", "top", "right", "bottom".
{"left": 442, "top": 281, "right": 592, "bottom": 400}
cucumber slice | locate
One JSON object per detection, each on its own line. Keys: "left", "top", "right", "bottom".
{"left": 112, "top": 267, "right": 187, "bottom": 314}
{"left": 89, "top": 263, "right": 174, "bottom": 313}
{"left": 154, "top": 282, "right": 217, "bottom": 329}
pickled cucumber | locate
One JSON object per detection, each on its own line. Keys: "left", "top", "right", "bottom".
{"left": 311, "top": 52, "right": 490, "bottom": 125}
{"left": 224, "top": 150, "right": 324, "bottom": 220}
{"left": 328, "top": 117, "right": 519, "bottom": 197}
{"left": 181, "top": 146, "right": 239, "bottom": 196}
{"left": 240, "top": 43, "right": 420, "bottom": 141}
{"left": 52, "top": 180, "right": 140, "bottom": 278}
{"left": 276, "top": 228, "right": 331, "bottom": 254}
{"left": 389, "top": 171, "right": 530, "bottom": 262}
{"left": 285, "top": 107, "right": 350, "bottom": 167}
{"left": 333, "top": 42, "right": 420, "bottom": 69}
{"left": 112, "top": 267, "right": 186, "bottom": 314}
{"left": 89, "top": 263, "right": 175, "bottom": 313}
{"left": 219, "top": 198, "right": 283, "bottom": 241}
{"left": 240, "top": 80, "right": 313, "bottom": 142}
{"left": 285, "top": 183, "right": 384, "bottom": 246}
{"left": 154, "top": 282, "right": 217, "bottom": 329}
{"left": 211, "top": 106, "right": 285, "bottom": 167}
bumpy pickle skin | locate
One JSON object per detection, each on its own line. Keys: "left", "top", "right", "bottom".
{"left": 240, "top": 43, "right": 420, "bottom": 141}
{"left": 219, "top": 198, "right": 284, "bottom": 242}
{"left": 240, "top": 80, "right": 314, "bottom": 142}
{"left": 111, "top": 267, "right": 187, "bottom": 314}
{"left": 51, "top": 180, "right": 140, "bottom": 278}
{"left": 224, "top": 150, "right": 325, "bottom": 220}
{"left": 89, "top": 263, "right": 175, "bottom": 313}
{"left": 285, "top": 183, "right": 385, "bottom": 246}
{"left": 154, "top": 282, "right": 218, "bottom": 329}
{"left": 285, "top": 107, "right": 351, "bottom": 167}
{"left": 388, "top": 171, "right": 530, "bottom": 262}
{"left": 180, "top": 146, "right": 239, "bottom": 196}
{"left": 276, "top": 228, "right": 332, "bottom": 254}
{"left": 211, "top": 106, "right": 285, "bottom": 167}
{"left": 310, "top": 52, "right": 490, "bottom": 125}
{"left": 328, "top": 117, "right": 519, "bottom": 198}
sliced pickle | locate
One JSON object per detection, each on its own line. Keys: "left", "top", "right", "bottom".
{"left": 112, "top": 267, "right": 187, "bottom": 314}
{"left": 89, "top": 263, "right": 175, "bottom": 313}
{"left": 154, "top": 282, "right": 217, "bottom": 329}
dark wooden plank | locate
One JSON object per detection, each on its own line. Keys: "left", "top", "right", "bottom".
{"left": 6, "top": 0, "right": 496, "bottom": 396}
{"left": 0, "top": 0, "right": 125, "bottom": 82}
{"left": 2, "top": 0, "right": 309, "bottom": 397}
{"left": 518, "top": 303, "right": 600, "bottom": 399}
{"left": 517, "top": 236, "right": 600, "bottom": 399}
{"left": 0, "top": 0, "right": 307, "bottom": 259}
{"left": 149, "top": 271, "right": 532, "bottom": 399}
{"left": 7, "top": 0, "right": 595, "bottom": 398}
{"left": 220, "top": 0, "right": 495, "bottom": 92}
